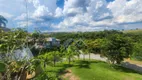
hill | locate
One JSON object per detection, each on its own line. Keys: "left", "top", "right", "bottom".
{"left": 123, "top": 29, "right": 142, "bottom": 35}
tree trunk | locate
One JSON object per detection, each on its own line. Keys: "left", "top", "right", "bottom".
{"left": 18, "top": 66, "right": 27, "bottom": 80}
{"left": 53, "top": 56, "right": 56, "bottom": 67}
{"left": 83, "top": 54, "right": 85, "bottom": 60}
{"left": 111, "top": 60, "right": 115, "bottom": 64}
{"left": 89, "top": 53, "right": 91, "bottom": 60}
{"left": 44, "top": 61, "right": 46, "bottom": 68}
{"left": 78, "top": 55, "right": 80, "bottom": 60}
{"left": 60, "top": 59, "right": 63, "bottom": 64}
{"left": 68, "top": 57, "right": 71, "bottom": 64}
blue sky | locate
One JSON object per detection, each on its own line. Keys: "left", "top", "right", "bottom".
{"left": 0, "top": 0, "right": 142, "bottom": 32}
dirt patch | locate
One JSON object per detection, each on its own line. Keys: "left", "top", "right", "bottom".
{"left": 62, "top": 69, "right": 79, "bottom": 80}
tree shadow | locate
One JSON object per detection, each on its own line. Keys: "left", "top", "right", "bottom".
{"left": 57, "top": 64, "right": 73, "bottom": 75}
{"left": 74, "top": 60, "right": 91, "bottom": 69}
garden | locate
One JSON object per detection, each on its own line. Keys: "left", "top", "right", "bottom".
{"left": 0, "top": 15, "right": 142, "bottom": 80}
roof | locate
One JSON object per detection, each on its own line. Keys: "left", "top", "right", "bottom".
{"left": 45, "top": 37, "right": 53, "bottom": 41}
{"left": 45, "top": 37, "right": 60, "bottom": 42}
{"left": 56, "top": 39, "right": 60, "bottom": 41}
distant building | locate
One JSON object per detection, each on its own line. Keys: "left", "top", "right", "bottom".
{"left": 45, "top": 37, "right": 60, "bottom": 48}
{"left": 33, "top": 37, "right": 60, "bottom": 49}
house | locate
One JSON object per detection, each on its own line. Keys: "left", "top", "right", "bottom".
{"left": 45, "top": 37, "right": 60, "bottom": 48}
{"left": 33, "top": 37, "right": 60, "bottom": 49}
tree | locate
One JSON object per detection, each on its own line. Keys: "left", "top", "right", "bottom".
{"left": 42, "top": 51, "right": 61, "bottom": 67}
{"left": 104, "top": 34, "right": 133, "bottom": 64}
{"left": 0, "top": 29, "right": 38, "bottom": 80}
{"left": 75, "top": 39, "right": 87, "bottom": 60}
{"left": 66, "top": 45, "right": 76, "bottom": 64}
{"left": 0, "top": 15, "right": 8, "bottom": 27}
{"left": 0, "top": 29, "right": 28, "bottom": 54}
{"left": 132, "top": 41, "right": 142, "bottom": 60}
{"left": 85, "top": 39, "right": 107, "bottom": 60}
{"left": 86, "top": 39, "right": 107, "bottom": 53}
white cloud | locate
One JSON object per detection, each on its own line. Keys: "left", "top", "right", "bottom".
{"left": 14, "top": 13, "right": 27, "bottom": 20}
{"left": 17, "top": 21, "right": 33, "bottom": 27}
{"left": 1, "top": 0, "right": 142, "bottom": 31}
{"left": 0, "top": 12, "right": 13, "bottom": 18}
{"left": 63, "top": 0, "right": 89, "bottom": 17}
{"left": 53, "top": 0, "right": 113, "bottom": 31}
{"left": 108, "top": 0, "right": 142, "bottom": 23}
{"left": 28, "top": 0, "right": 40, "bottom": 8}
{"left": 13, "top": 0, "right": 58, "bottom": 29}
{"left": 28, "top": 0, "right": 57, "bottom": 22}
{"left": 55, "top": 7, "right": 63, "bottom": 18}
{"left": 32, "top": 5, "right": 53, "bottom": 19}
{"left": 87, "top": 0, "right": 112, "bottom": 21}
{"left": 52, "top": 0, "right": 142, "bottom": 31}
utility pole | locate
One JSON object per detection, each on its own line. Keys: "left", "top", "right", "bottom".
{"left": 25, "top": 0, "right": 28, "bottom": 31}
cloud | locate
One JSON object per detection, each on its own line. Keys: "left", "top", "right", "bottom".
{"left": 63, "top": 0, "right": 89, "bottom": 17}
{"left": 14, "top": 13, "right": 27, "bottom": 20}
{"left": 107, "top": 0, "right": 142, "bottom": 23}
{"left": 32, "top": 5, "right": 53, "bottom": 21}
{"left": 1, "top": 0, "right": 142, "bottom": 31}
{"left": 87, "top": 0, "right": 112, "bottom": 21}
{"left": 53, "top": 0, "right": 113, "bottom": 31}
{"left": 0, "top": 12, "right": 13, "bottom": 18}
{"left": 28, "top": 0, "right": 40, "bottom": 8}
{"left": 13, "top": 0, "right": 58, "bottom": 28}
{"left": 51, "top": 0, "right": 142, "bottom": 32}
{"left": 55, "top": 7, "right": 63, "bottom": 18}
{"left": 28, "top": 0, "right": 55, "bottom": 22}
{"left": 17, "top": 21, "right": 33, "bottom": 27}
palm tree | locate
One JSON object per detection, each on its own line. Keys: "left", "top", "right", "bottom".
{"left": 0, "top": 15, "right": 8, "bottom": 27}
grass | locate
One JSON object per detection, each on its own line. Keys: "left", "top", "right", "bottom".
{"left": 70, "top": 60, "right": 142, "bottom": 80}
{"left": 34, "top": 60, "right": 142, "bottom": 80}
{"left": 34, "top": 62, "right": 71, "bottom": 80}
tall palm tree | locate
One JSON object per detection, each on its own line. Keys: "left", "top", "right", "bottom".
{"left": 0, "top": 15, "right": 8, "bottom": 27}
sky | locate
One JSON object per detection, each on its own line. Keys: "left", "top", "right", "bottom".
{"left": 0, "top": 0, "right": 142, "bottom": 32}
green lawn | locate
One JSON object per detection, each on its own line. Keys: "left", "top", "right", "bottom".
{"left": 70, "top": 60, "right": 142, "bottom": 80}
{"left": 34, "top": 60, "right": 142, "bottom": 80}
